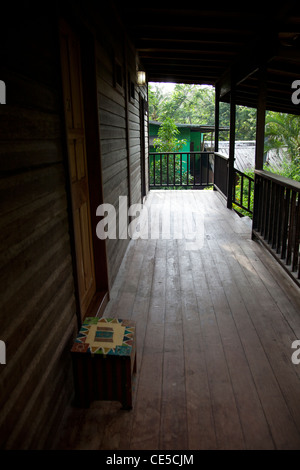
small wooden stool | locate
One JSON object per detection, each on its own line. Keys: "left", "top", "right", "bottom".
{"left": 71, "top": 317, "right": 136, "bottom": 409}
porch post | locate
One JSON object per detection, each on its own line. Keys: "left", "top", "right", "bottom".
{"left": 227, "top": 82, "right": 236, "bottom": 209}
{"left": 252, "top": 65, "right": 267, "bottom": 235}
{"left": 255, "top": 65, "right": 267, "bottom": 170}
{"left": 123, "top": 36, "right": 132, "bottom": 210}
{"left": 214, "top": 84, "right": 220, "bottom": 153}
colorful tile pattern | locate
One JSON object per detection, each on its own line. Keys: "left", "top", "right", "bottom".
{"left": 71, "top": 318, "right": 135, "bottom": 357}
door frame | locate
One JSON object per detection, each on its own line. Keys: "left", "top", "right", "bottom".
{"left": 59, "top": 17, "right": 109, "bottom": 327}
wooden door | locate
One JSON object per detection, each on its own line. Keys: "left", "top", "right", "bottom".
{"left": 60, "top": 21, "right": 96, "bottom": 320}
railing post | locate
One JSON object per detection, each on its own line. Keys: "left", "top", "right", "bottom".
{"left": 255, "top": 66, "right": 267, "bottom": 171}
{"left": 227, "top": 82, "right": 236, "bottom": 209}
{"left": 214, "top": 85, "right": 220, "bottom": 191}
{"left": 252, "top": 176, "right": 260, "bottom": 234}
{"left": 214, "top": 84, "right": 220, "bottom": 154}
{"left": 252, "top": 65, "right": 267, "bottom": 239}
{"left": 252, "top": 170, "right": 300, "bottom": 287}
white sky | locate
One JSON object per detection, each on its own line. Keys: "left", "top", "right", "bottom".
{"left": 149, "top": 81, "right": 214, "bottom": 94}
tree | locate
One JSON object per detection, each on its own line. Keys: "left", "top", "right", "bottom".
{"left": 264, "top": 111, "right": 300, "bottom": 182}
{"left": 153, "top": 117, "right": 187, "bottom": 152}
{"left": 159, "top": 84, "right": 215, "bottom": 125}
{"left": 148, "top": 82, "right": 257, "bottom": 140}
{"left": 150, "top": 118, "right": 190, "bottom": 188}
{"left": 148, "top": 84, "right": 166, "bottom": 121}
{"left": 235, "top": 106, "right": 257, "bottom": 140}
{"left": 264, "top": 111, "right": 300, "bottom": 162}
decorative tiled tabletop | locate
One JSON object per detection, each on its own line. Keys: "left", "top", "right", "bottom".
{"left": 71, "top": 317, "right": 136, "bottom": 409}
{"left": 71, "top": 317, "right": 135, "bottom": 357}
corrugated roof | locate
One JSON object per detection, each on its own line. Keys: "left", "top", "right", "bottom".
{"left": 215, "top": 141, "right": 285, "bottom": 172}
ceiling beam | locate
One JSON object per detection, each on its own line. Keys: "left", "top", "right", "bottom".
{"left": 217, "top": 2, "right": 299, "bottom": 97}
{"left": 218, "top": 30, "right": 278, "bottom": 98}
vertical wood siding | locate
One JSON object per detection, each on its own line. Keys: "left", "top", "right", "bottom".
{"left": 95, "top": 13, "right": 148, "bottom": 287}
{"left": 0, "top": 3, "right": 148, "bottom": 449}
{"left": 0, "top": 14, "right": 78, "bottom": 449}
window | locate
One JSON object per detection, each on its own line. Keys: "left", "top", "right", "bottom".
{"left": 128, "top": 73, "right": 135, "bottom": 102}
{"left": 114, "top": 58, "right": 123, "bottom": 92}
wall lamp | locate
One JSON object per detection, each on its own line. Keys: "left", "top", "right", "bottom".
{"left": 137, "top": 70, "right": 146, "bottom": 86}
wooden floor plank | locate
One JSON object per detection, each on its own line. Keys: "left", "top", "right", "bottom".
{"left": 187, "top": 250, "right": 246, "bottom": 448}
{"left": 198, "top": 233, "right": 275, "bottom": 449}
{"left": 207, "top": 204, "right": 300, "bottom": 449}
{"left": 55, "top": 190, "right": 300, "bottom": 451}
{"left": 160, "top": 344, "right": 188, "bottom": 449}
{"left": 166, "top": 224, "right": 217, "bottom": 449}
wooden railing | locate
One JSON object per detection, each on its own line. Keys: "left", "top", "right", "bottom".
{"left": 214, "top": 152, "right": 228, "bottom": 198}
{"left": 148, "top": 153, "right": 300, "bottom": 286}
{"left": 233, "top": 169, "right": 254, "bottom": 215}
{"left": 149, "top": 150, "right": 254, "bottom": 214}
{"left": 253, "top": 170, "right": 300, "bottom": 286}
{"left": 149, "top": 152, "right": 214, "bottom": 188}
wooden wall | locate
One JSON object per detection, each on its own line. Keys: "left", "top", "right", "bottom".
{"left": 0, "top": 10, "right": 78, "bottom": 449}
{"left": 0, "top": 2, "right": 148, "bottom": 449}
{"left": 92, "top": 5, "right": 148, "bottom": 286}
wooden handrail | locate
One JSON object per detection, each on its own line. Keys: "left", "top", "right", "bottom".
{"left": 149, "top": 151, "right": 214, "bottom": 188}
{"left": 255, "top": 169, "right": 300, "bottom": 191}
{"left": 213, "top": 151, "right": 229, "bottom": 199}
{"left": 214, "top": 152, "right": 229, "bottom": 161}
{"left": 253, "top": 170, "right": 300, "bottom": 286}
{"left": 149, "top": 151, "right": 213, "bottom": 155}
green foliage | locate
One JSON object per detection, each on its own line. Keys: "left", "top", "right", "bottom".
{"left": 264, "top": 158, "right": 300, "bottom": 183}
{"left": 148, "top": 83, "right": 257, "bottom": 141}
{"left": 153, "top": 117, "right": 187, "bottom": 152}
{"left": 264, "top": 112, "right": 300, "bottom": 177}
{"left": 159, "top": 84, "right": 215, "bottom": 125}
{"left": 151, "top": 117, "right": 191, "bottom": 188}
{"left": 148, "top": 84, "right": 165, "bottom": 121}
{"left": 149, "top": 84, "right": 300, "bottom": 199}
{"left": 232, "top": 168, "right": 255, "bottom": 218}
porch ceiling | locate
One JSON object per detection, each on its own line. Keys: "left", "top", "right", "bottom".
{"left": 114, "top": 1, "right": 300, "bottom": 115}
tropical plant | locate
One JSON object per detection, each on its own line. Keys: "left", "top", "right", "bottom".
{"left": 148, "top": 83, "right": 257, "bottom": 141}
{"left": 232, "top": 168, "right": 255, "bottom": 218}
{"left": 264, "top": 157, "right": 300, "bottom": 182}
{"left": 148, "top": 84, "right": 166, "bottom": 121}
{"left": 152, "top": 117, "right": 187, "bottom": 152}
{"left": 264, "top": 112, "right": 300, "bottom": 164}
{"left": 150, "top": 118, "right": 192, "bottom": 188}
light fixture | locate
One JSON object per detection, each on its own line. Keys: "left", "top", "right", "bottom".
{"left": 137, "top": 70, "right": 146, "bottom": 86}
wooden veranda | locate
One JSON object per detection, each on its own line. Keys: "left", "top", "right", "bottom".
{"left": 55, "top": 190, "right": 300, "bottom": 450}
{"left": 2, "top": 1, "right": 300, "bottom": 451}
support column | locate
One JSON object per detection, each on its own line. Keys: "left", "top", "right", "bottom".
{"left": 213, "top": 84, "right": 220, "bottom": 191}
{"left": 255, "top": 66, "right": 267, "bottom": 170}
{"left": 252, "top": 65, "right": 267, "bottom": 237}
{"left": 214, "top": 84, "right": 220, "bottom": 153}
{"left": 227, "top": 82, "right": 236, "bottom": 209}
{"left": 123, "top": 36, "right": 131, "bottom": 210}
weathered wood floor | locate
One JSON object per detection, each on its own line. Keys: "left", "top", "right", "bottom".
{"left": 55, "top": 190, "right": 300, "bottom": 450}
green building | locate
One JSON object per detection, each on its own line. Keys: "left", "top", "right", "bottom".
{"left": 149, "top": 121, "right": 229, "bottom": 185}
{"left": 149, "top": 121, "right": 229, "bottom": 153}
